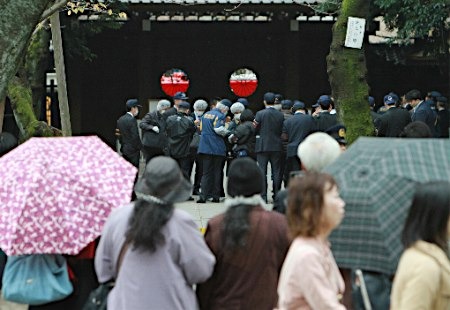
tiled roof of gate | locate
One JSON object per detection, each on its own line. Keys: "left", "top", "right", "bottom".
{"left": 123, "top": 0, "right": 322, "bottom": 4}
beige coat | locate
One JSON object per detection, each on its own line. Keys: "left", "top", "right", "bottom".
{"left": 391, "top": 240, "right": 450, "bottom": 310}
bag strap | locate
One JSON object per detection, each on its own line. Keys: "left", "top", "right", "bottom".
{"left": 115, "top": 241, "right": 130, "bottom": 278}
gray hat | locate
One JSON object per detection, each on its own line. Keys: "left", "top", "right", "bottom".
{"left": 135, "top": 156, "right": 192, "bottom": 203}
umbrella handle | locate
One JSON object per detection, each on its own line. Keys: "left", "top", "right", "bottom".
{"left": 355, "top": 269, "right": 372, "bottom": 310}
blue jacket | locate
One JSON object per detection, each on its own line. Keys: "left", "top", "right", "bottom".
{"left": 198, "top": 109, "right": 227, "bottom": 156}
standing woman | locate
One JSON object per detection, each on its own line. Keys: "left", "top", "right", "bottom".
{"left": 277, "top": 172, "right": 346, "bottom": 309}
{"left": 391, "top": 181, "right": 450, "bottom": 310}
{"left": 95, "top": 156, "right": 215, "bottom": 310}
{"left": 196, "top": 157, "right": 290, "bottom": 309}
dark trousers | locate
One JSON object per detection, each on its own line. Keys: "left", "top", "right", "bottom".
{"left": 123, "top": 152, "right": 140, "bottom": 169}
{"left": 284, "top": 156, "right": 301, "bottom": 187}
{"left": 200, "top": 154, "right": 225, "bottom": 200}
{"left": 188, "top": 149, "right": 202, "bottom": 193}
{"left": 142, "top": 146, "right": 164, "bottom": 164}
{"left": 175, "top": 156, "right": 192, "bottom": 182}
{"left": 257, "top": 151, "right": 282, "bottom": 201}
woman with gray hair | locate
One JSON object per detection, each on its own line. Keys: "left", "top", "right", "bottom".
{"left": 139, "top": 99, "right": 171, "bottom": 163}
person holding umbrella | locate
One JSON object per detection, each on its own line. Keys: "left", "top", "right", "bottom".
{"left": 94, "top": 156, "right": 215, "bottom": 310}
{"left": 391, "top": 181, "right": 450, "bottom": 310}
{"left": 277, "top": 172, "right": 346, "bottom": 309}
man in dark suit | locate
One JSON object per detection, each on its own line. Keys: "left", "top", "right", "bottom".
{"left": 116, "top": 99, "right": 142, "bottom": 168}
{"left": 374, "top": 93, "right": 411, "bottom": 137}
{"left": 313, "top": 95, "right": 338, "bottom": 131}
{"left": 407, "top": 89, "right": 436, "bottom": 135}
{"left": 254, "top": 92, "right": 284, "bottom": 202}
{"left": 281, "top": 101, "right": 315, "bottom": 186}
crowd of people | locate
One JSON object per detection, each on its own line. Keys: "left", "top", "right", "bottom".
{"left": 1, "top": 88, "right": 449, "bottom": 310}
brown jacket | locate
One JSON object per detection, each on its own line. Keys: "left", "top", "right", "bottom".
{"left": 391, "top": 240, "right": 450, "bottom": 310}
{"left": 196, "top": 206, "right": 290, "bottom": 310}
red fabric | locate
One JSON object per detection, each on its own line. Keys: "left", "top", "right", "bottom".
{"left": 74, "top": 241, "right": 96, "bottom": 259}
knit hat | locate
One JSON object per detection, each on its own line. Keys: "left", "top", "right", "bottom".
{"left": 227, "top": 158, "right": 264, "bottom": 197}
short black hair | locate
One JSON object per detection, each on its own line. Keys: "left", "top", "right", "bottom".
{"left": 402, "top": 182, "right": 450, "bottom": 252}
{"left": 405, "top": 89, "right": 422, "bottom": 101}
{"left": 398, "top": 121, "right": 432, "bottom": 138}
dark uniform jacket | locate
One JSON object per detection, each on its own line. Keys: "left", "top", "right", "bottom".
{"left": 233, "top": 121, "right": 256, "bottom": 158}
{"left": 116, "top": 113, "right": 142, "bottom": 158}
{"left": 198, "top": 108, "right": 227, "bottom": 156}
{"left": 139, "top": 110, "right": 168, "bottom": 149}
{"left": 375, "top": 107, "right": 411, "bottom": 137}
{"left": 314, "top": 111, "right": 338, "bottom": 132}
{"left": 282, "top": 112, "right": 315, "bottom": 158}
{"left": 254, "top": 107, "right": 284, "bottom": 153}
{"left": 412, "top": 101, "right": 437, "bottom": 135}
{"left": 166, "top": 112, "right": 196, "bottom": 158}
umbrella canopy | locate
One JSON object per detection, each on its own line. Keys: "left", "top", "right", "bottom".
{"left": 0, "top": 136, "right": 137, "bottom": 255}
{"left": 324, "top": 137, "right": 450, "bottom": 275}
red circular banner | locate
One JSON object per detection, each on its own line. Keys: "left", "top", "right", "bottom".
{"left": 160, "top": 68, "right": 189, "bottom": 96}
{"left": 229, "top": 68, "right": 258, "bottom": 97}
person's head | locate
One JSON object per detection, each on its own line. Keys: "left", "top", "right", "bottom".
{"left": 263, "top": 92, "right": 276, "bottom": 106}
{"left": 172, "top": 92, "right": 188, "bottom": 106}
{"left": 227, "top": 157, "right": 264, "bottom": 198}
{"left": 402, "top": 181, "right": 450, "bottom": 252}
{"left": 292, "top": 101, "right": 306, "bottom": 114}
{"left": 239, "top": 108, "right": 255, "bottom": 123}
{"left": 193, "top": 99, "right": 208, "bottom": 116}
{"left": 405, "top": 89, "right": 422, "bottom": 108}
{"left": 215, "top": 100, "right": 230, "bottom": 114}
{"left": 426, "top": 91, "right": 441, "bottom": 103}
{"left": 126, "top": 99, "right": 141, "bottom": 117}
{"left": 383, "top": 92, "right": 399, "bottom": 107}
{"left": 436, "top": 96, "right": 448, "bottom": 111}
{"left": 325, "top": 124, "right": 347, "bottom": 151}
{"left": 297, "top": 132, "right": 342, "bottom": 172}
{"left": 317, "top": 95, "right": 332, "bottom": 111}
{"left": 156, "top": 99, "right": 171, "bottom": 113}
{"left": 223, "top": 158, "right": 265, "bottom": 250}
{"left": 287, "top": 172, "right": 345, "bottom": 238}
{"left": 230, "top": 102, "right": 245, "bottom": 118}
{"left": 398, "top": 121, "right": 432, "bottom": 138}
{"left": 127, "top": 156, "right": 192, "bottom": 252}
{"left": 177, "top": 101, "right": 190, "bottom": 114}
{"left": 281, "top": 99, "right": 294, "bottom": 111}
{"left": 237, "top": 97, "right": 249, "bottom": 108}
{"left": 368, "top": 96, "right": 375, "bottom": 110}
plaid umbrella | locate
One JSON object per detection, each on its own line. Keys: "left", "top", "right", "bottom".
{"left": 324, "top": 137, "right": 450, "bottom": 275}
{"left": 0, "top": 136, "right": 137, "bottom": 255}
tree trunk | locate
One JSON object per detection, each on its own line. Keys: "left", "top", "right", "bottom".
{"left": 50, "top": 12, "right": 72, "bottom": 136}
{"left": 7, "top": 77, "right": 57, "bottom": 138}
{"left": 327, "top": 0, "right": 374, "bottom": 144}
{"left": 0, "top": 0, "right": 53, "bottom": 102}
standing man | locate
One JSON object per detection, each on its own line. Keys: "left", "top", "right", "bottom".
{"left": 197, "top": 101, "right": 230, "bottom": 203}
{"left": 375, "top": 93, "right": 411, "bottom": 137}
{"left": 116, "top": 98, "right": 142, "bottom": 168}
{"left": 281, "top": 101, "right": 315, "bottom": 186}
{"left": 254, "top": 92, "right": 284, "bottom": 202}
{"left": 407, "top": 89, "right": 437, "bottom": 135}
{"left": 166, "top": 101, "right": 196, "bottom": 181}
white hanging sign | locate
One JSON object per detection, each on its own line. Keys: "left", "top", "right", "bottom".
{"left": 345, "top": 17, "right": 366, "bottom": 49}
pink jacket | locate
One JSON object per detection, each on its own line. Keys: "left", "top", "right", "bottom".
{"left": 277, "top": 237, "right": 346, "bottom": 310}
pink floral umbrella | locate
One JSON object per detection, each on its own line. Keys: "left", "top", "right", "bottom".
{"left": 0, "top": 136, "right": 137, "bottom": 255}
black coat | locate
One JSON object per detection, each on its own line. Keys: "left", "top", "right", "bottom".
{"left": 375, "top": 107, "right": 411, "bottom": 137}
{"left": 116, "top": 113, "right": 142, "bottom": 157}
{"left": 166, "top": 113, "right": 196, "bottom": 158}
{"left": 140, "top": 111, "right": 168, "bottom": 149}
{"left": 282, "top": 112, "right": 315, "bottom": 158}
{"left": 314, "top": 111, "right": 338, "bottom": 132}
{"left": 233, "top": 121, "right": 256, "bottom": 157}
{"left": 254, "top": 107, "right": 284, "bottom": 153}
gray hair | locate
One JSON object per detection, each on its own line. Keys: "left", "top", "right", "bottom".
{"left": 157, "top": 99, "right": 171, "bottom": 111}
{"left": 297, "top": 132, "right": 341, "bottom": 172}
{"left": 215, "top": 102, "right": 229, "bottom": 112}
{"left": 230, "top": 102, "right": 245, "bottom": 114}
{"left": 193, "top": 99, "right": 208, "bottom": 111}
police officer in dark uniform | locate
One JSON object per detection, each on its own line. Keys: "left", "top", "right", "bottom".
{"left": 313, "top": 95, "right": 338, "bottom": 132}
{"left": 116, "top": 99, "right": 142, "bottom": 168}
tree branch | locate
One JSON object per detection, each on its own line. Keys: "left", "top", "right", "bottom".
{"left": 40, "top": 0, "right": 68, "bottom": 22}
